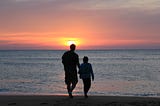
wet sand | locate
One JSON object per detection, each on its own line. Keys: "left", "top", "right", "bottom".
{"left": 0, "top": 95, "right": 160, "bottom": 106}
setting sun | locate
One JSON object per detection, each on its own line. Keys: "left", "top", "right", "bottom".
{"left": 58, "top": 37, "right": 82, "bottom": 48}
{"left": 67, "top": 40, "right": 76, "bottom": 46}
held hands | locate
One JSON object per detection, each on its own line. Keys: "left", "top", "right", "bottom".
{"left": 92, "top": 77, "right": 94, "bottom": 81}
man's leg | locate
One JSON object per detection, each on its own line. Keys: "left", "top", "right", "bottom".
{"left": 65, "top": 75, "right": 73, "bottom": 98}
{"left": 67, "top": 82, "right": 71, "bottom": 93}
{"left": 66, "top": 82, "right": 73, "bottom": 98}
{"left": 71, "top": 82, "right": 77, "bottom": 92}
{"left": 71, "top": 77, "right": 78, "bottom": 92}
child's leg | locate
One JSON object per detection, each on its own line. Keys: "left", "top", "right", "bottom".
{"left": 83, "top": 78, "right": 91, "bottom": 96}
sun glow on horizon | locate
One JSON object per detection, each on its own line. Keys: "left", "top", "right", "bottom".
{"left": 66, "top": 40, "right": 76, "bottom": 46}
{"left": 58, "top": 37, "right": 82, "bottom": 47}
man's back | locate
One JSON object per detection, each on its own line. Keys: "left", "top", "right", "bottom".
{"left": 62, "top": 50, "right": 79, "bottom": 72}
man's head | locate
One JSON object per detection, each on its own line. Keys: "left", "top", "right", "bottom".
{"left": 70, "top": 44, "right": 76, "bottom": 51}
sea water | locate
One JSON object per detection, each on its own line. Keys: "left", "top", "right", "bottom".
{"left": 0, "top": 50, "right": 160, "bottom": 97}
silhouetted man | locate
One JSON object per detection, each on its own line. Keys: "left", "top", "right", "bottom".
{"left": 62, "top": 44, "right": 80, "bottom": 98}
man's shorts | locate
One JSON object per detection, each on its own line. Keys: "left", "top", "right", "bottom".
{"left": 65, "top": 72, "right": 78, "bottom": 85}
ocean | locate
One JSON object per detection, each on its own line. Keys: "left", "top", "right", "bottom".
{"left": 0, "top": 50, "right": 160, "bottom": 97}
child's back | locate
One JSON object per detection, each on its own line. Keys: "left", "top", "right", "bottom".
{"left": 79, "top": 63, "right": 93, "bottom": 79}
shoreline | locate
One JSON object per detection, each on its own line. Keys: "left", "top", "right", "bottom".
{"left": 1, "top": 95, "right": 160, "bottom": 106}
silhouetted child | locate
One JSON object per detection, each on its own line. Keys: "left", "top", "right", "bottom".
{"left": 78, "top": 56, "right": 94, "bottom": 98}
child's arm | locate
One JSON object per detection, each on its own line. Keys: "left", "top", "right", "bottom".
{"left": 90, "top": 64, "right": 94, "bottom": 81}
{"left": 78, "top": 64, "right": 82, "bottom": 74}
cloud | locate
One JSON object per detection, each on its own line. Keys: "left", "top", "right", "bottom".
{"left": 0, "top": 40, "right": 11, "bottom": 44}
{"left": 0, "top": 0, "right": 160, "bottom": 49}
{"left": 1, "top": 0, "right": 160, "bottom": 9}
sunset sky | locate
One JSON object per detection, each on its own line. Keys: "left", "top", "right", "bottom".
{"left": 0, "top": 0, "right": 160, "bottom": 50}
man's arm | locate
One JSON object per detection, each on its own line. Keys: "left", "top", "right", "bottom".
{"left": 77, "top": 55, "right": 80, "bottom": 69}
{"left": 62, "top": 55, "right": 64, "bottom": 65}
{"left": 62, "top": 52, "right": 67, "bottom": 65}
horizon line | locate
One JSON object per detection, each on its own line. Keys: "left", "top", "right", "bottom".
{"left": 0, "top": 48, "right": 160, "bottom": 51}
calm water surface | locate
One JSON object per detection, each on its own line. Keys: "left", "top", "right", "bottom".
{"left": 0, "top": 50, "right": 160, "bottom": 97}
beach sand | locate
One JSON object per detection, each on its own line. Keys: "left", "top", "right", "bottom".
{"left": 0, "top": 95, "right": 160, "bottom": 106}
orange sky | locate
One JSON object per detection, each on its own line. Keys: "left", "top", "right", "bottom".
{"left": 0, "top": 0, "right": 160, "bottom": 50}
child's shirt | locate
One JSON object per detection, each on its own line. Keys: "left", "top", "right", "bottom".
{"left": 78, "top": 63, "right": 94, "bottom": 79}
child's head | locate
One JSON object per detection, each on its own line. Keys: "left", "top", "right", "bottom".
{"left": 83, "top": 56, "right": 88, "bottom": 63}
